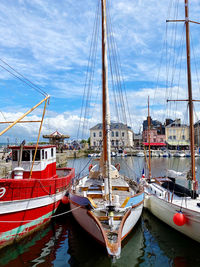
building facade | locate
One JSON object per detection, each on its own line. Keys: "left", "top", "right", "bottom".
{"left": 142, "top": 116, "right": 166, "bottom": 149}
{"left": 90, "top": 122, "right": 133, "bottom": 150}
{"left": 165, "top": 119, "right": 189, "bottom": 148}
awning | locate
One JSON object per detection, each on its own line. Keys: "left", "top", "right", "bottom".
{"left": 143, "top": 142, "right": 166, "bottom": 146}
{"left": 166, "top": 141, "right": 190, "bottom": 146}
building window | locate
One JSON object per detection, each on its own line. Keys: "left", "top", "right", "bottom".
{"left": 116, "top": 131, "right": 119, "bottom": 137}
{"left": 160, "top": 138, "right": 163, "bottom": 142}
{"left": 93, "top": 132, "right": 96, "bottom": 137}
{"left": 99, "top": 131, "right": 102, "bottom": 137}
{"left": 112, "top": 131, "right": 114, "bottom": 137}
{"left": 173, "top": 136, "right": 176, "bottom": 140}
{"left": 122, "top": 132, "right": 125, "bottom": 137}
{"left": 112, "top": 140, "right": 114, "bottom": 146}
{"left": 169, "top": 136, "right": 172, "bottom": 140}
{"left": 116, "top": 140, "right": 119, "bottom": 146}
{"left": 182, "top": 135, "right": 185, "bottom": 140}
{"left": 94, "top": 141, "right": 96, "bottom": 146}
{"left": 153, "top": 138, "right": 156, "bottom": 142}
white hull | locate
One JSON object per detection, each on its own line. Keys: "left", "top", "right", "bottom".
{"left": 144, "top": 186, "right": 200, "bottom": 242}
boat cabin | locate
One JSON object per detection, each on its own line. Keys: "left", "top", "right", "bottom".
{"left": 9, "top": 145, "right": 57, "bottom": 179}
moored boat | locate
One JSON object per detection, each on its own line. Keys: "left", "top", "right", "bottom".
{"left": 0, "top": 144, "right": 75, "bottom": 248}
{"left": 69, "top": 0, "right": 144, "bottom": 259}
{"left": 142, "top": 0, "right": 200, "bottom": 243}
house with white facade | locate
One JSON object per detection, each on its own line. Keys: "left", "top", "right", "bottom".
{"left": 90, "top": 122, "right": 133, "bottom": 150}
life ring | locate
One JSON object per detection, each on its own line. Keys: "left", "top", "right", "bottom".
{"left": 115, "top": 163, "right": 120, "bottom": 171}
{"left": 89, "top": 164, "right": 93, "bottom": 171}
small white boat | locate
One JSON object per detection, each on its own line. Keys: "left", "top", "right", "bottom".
{"left": 173, "top": 151, "right": 185, "bottom": 157}
{"left": 136, "top": 151, "right": 145, "bottom": 157}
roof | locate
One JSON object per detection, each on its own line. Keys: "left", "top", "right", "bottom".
{"left": 43, "top": 130, "right": 70, "bottom": 138}
{"left": 90, "top": 122, "right": 132, "bottom": 131}
{"left": 143, "top": 142, "right": 166, "bottom": 146}
{"left": 8, "top": 145, "right": 56, "bottom": 150}
{"left": 166, "top": 141, "right": 190, "bottom": 146}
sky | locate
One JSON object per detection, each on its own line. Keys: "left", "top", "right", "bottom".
{"left": 0, "top": 0, "right": 200, "bottom": 143}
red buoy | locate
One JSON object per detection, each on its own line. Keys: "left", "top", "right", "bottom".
{"left": 62, "top": 195, "right": 69, "bottom": 204}
{"left": 173, "top": 212, "right": 187, "bottom": 226}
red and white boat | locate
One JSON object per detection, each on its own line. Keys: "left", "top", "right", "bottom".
{"left": 0, "top": 144, "right": 75, "bottom": 248}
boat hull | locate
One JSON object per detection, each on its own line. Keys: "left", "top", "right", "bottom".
{"left": 70, "top": 193, "right": 143, "bottom": 253}
{"left": 0, "top": 167, "right": 75, "bottom": 248}
{"left": 145, "top": 194, "right": 200, "bottom": 242}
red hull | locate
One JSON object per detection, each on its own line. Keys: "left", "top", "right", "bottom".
{"left": 0, "top": 167, "right": 75, "bottom": 248}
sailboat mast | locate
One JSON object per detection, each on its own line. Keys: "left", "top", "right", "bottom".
{"left": 147, "top": 96, "right": 151, "bottom": 180}
{"left": 101, "top": 0, "right": 112, "bottom": 203}
{"left": 185, "top": 0, "right": 196, "bottom": 187}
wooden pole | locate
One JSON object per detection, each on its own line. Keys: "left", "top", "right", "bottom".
{"left": 185, "top": 0, "right": 196, "bottom": 193}
{"left": 147, "top": 96, "right": 151, "bottom": 180}
{"left": 0, "top": 95, "right": 50, "bottom": 136}
{"left": 29, "top": 99, "right": 48, "bottom": 178}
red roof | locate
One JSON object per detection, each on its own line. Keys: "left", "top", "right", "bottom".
{"left": 143, "top": 142, "right": 166, "bottom": 146}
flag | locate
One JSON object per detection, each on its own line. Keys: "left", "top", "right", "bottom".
{"left": 142, "top": 168, "right": 145, "bottom": 179}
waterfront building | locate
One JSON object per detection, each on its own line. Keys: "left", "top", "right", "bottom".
{"left": 90, "top": 122, "right": 133, "bottom": 150}
{"left": 142, "top": 116, "right": 166, "bottom": 149}
{"left": 165, "top": 119, "right": 189, "bottom": 149}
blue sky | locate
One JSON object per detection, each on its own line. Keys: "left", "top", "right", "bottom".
{"left": 0, "top": 0, "right": 200, "bottom": 143}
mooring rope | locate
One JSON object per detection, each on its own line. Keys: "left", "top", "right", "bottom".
{"left": 0, "top": 205, "right": 81, "bottom": 223}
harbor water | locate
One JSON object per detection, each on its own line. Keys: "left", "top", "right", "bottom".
{"left": 0, "top": 156, "right": 200, "bottom": 266}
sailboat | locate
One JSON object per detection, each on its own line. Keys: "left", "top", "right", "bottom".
{"left": 143, "top": 0, "right": 200, "bottom": 243}
{"left": 0, "top": 94, "right": 75, "bottom": 248}
{"left": 69, "top": 0, "right": 144, "bottom": 259}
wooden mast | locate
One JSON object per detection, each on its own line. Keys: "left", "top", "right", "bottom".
{"left": 147, "top": 96, "right": 151, "bottom": 180}
{"left": 101, "top": 0, "right": 112, "bottom": 204}
{"left": 185, "top": 0, "right": 196, "bottom": 194}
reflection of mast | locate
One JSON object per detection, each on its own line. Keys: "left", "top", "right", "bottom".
{"left": 147, "top": 96, "right": 151, "bottom": 180}
{"left": 101, "top": 0, "right": 112, "bottom": 204}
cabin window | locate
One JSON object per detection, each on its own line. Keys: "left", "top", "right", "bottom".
{"left": 12, "top": 150, "right": 18, "bottom": 161}
{"left": 51, "top": 148, "right": 54, "bottom": 157}
{"left": 22, "top": 150, "right": 30, "bottom": 161}
{"left": 42, "top": 150, "right": 44, "bottom": 159}
{"left": 32, "top": 150, "right": 40, "bottom": 161}
{"left": 45, "top": 151, "right": 48, "bottom": 159}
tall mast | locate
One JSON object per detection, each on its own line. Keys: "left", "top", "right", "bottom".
{"left": 185, "top": 0, "right": 196, "bottom": 191}
{"left": 101, "top": 0, "right": 112, "bottom": 204}
{"left": 147, "top": 96, "right": 151, "bottom": 180}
